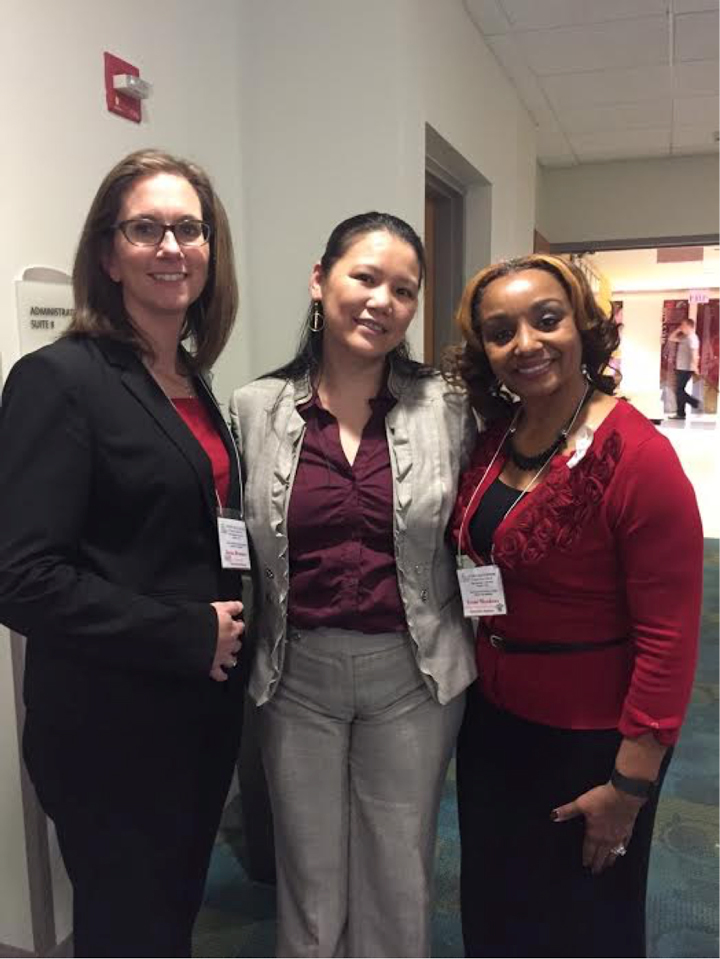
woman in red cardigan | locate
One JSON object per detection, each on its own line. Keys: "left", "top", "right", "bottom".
{"left": 445, "top": 254, "right": 703, "bottom": 958}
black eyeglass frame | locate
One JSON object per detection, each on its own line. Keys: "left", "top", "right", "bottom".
{"left": 113, "top": 218, "right": 212, "bottom": 247}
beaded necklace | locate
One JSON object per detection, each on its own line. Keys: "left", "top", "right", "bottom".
{"left": 506, "top": 383, "right": 593, "bottom": 472}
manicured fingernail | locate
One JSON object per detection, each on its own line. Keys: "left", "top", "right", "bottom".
{"left": 550, "top": 810, "right": 559, "bottom": 821}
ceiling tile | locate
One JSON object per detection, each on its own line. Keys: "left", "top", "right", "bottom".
{"left": 569, "top": 127, "right": 671, "bottom": 161}
{"left": 540, "top": 155, "right": 579, "bottom": 167}
{"left": 463, "top": 0, "right": 719, "bottom": 164}
{"left": 674, "top": 60, "right": 720, "bottom": 98}
{"left": 515, "top": 17, "right": 668, "bottom": 76}
{"left": 558, "top": 99, "right": 672, "bottom": 134}
{"left": 674, "top": 95, "right": 719, "bottom": 127}
{"left": 674, "top": 11, "right": 720, "bottom": 61}
{"left": 499, "top": 0, "right": 667, "bottom": 31}
{"left": 672, "top": 0, "right": 719, "bottom": 12}
{"left": 542, "top": 65, "right": 672, "bottom": 110}
{"left": 536, "top": 128, "right": 576, "bottom": 162}
{"left": 463, "top": 0, "right": 512, "bottom": 36}
{"left": 485, "top": 34, "right": 559, "bottom": 125}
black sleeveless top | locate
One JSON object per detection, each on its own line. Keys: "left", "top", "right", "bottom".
{"left": 468, "top": 478, "right": 522, "bottom": 559}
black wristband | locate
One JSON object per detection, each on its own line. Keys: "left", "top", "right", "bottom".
{"left": 610, "top": 768, "right": 656, "bottom": 799}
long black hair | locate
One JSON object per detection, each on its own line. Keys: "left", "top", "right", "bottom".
{"left": 268, "top": 211, "right": 431, "bottom": 382}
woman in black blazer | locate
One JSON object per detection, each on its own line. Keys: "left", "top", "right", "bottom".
{"left": 0, "top": 150, "right": 245, "bottom": 957}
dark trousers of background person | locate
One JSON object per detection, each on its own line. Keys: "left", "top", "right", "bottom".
{"left": 23, "top": 681, "right": 243, "bottom": 958}
{"left": 674, "top": 369, "right": 700, "bottom": 419}
{"left": 457, "top": 685, "right": 670, "bottom": 959}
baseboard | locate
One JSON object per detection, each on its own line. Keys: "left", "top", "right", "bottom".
{"left": 0, "top": 934, "right": 72, "bottom": 958}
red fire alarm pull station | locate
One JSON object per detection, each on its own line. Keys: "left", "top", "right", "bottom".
{"left": 104, "top": 52, "right": 142, "bottom": 123}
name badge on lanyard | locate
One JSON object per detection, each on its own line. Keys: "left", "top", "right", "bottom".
{"left": 457, "top": 557, "right": 507, "bottom": 617}
{"left": 217, "top": 508, "right": 251, "bottom": 570}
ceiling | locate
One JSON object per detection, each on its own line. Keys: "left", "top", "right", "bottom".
{"left": 591, "top": 245, "right": 720, "bottom": 290}
{"left": 463, "top": 0, "right": 720, "bottom": 166}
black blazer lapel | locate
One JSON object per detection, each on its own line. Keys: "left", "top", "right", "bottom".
{"left": 96, "top": 339, "right": 218, "bottom": 523}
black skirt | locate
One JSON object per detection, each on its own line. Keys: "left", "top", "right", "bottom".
{"left": 456, "top": 684, "right": 669, "bottom": 958}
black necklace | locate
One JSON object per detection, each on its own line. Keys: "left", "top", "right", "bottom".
{"left": 506, "top": 385, "right": 593, "bottom": 472}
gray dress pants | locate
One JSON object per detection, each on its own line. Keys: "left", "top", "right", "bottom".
{"left": 258, "top": 627, "right": 465, "bottom": 958}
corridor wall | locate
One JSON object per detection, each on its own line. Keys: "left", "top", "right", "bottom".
{"left": 536, "top": 155, "right": 719, "bottom": 247}
{"left": 234, "top": 0, "right": 537, "bottom": 379}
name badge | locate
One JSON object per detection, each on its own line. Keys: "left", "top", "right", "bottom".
{"left": 217, "top": 509, "right": 251, "bottom": 570}
{"left": 457, "top": 562, "right": 507, "bottom": 617}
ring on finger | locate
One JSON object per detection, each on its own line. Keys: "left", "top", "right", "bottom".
{"left": 610, "top": 843, "right": 627, "bottom": 857}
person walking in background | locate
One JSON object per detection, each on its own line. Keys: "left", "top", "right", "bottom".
{"left": 0, "top": 149, "right": 245, "bottom": 957}
{"left": 670, "top": 316, "right": 700, "bottom": 419}
{"left": 230, "top": 212, "right": 475, "bottom": 958}
{"left": 445, "top": 253, "right": 703, "bottom": 958}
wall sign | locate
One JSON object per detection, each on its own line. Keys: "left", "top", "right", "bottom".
{"left": 689, "top": 289, "right": 710, "bottom": 305}
{"left": 16, "top": 276, "right": 73, "bottom": 356}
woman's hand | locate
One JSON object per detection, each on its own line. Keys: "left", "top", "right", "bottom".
{"left": 209, "top": 600, "right": 244, "bottom": 682}
{"left": 551, "top": 782, "right": 645, "bottom": 875}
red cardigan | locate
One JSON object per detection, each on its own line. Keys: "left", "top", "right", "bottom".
{"left": 450, "top": 399, "right": 703, "bottom": 745}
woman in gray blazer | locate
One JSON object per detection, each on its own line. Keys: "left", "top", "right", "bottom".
{"left": 231, "top": 212, "right": 476, "bottom": 957}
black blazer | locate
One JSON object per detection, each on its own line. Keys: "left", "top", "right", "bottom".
{"left": 0, "top": 335, "right": 244, "bottom": 731}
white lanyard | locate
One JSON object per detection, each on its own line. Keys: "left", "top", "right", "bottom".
{"left": 456, "top": 387, "right": 590, "bottom": 618}
{"left": 457, "top": 385, "right": 591, "bottom": 566}
{"left": 455, "top": 413, "right": 548, "bottom": 618}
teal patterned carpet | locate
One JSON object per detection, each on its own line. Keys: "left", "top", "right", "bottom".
{"left": 194, "top": 539, "right": 719, "bottom": 958}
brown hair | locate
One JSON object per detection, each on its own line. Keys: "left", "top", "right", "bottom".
{"left": 66, "top": 148, "right": 238, "bottom": 371}
{"left": 443, "top": 253, "right": 620, "bottom": 419}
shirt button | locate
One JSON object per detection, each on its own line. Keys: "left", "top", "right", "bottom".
{"left": 420, "top": 589, "right": 428, "bottom": 602}
{"left": 265, "top": 567, "right": 275, "bottom": 579}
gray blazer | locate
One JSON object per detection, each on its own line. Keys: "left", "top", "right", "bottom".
{"left": 230, "top": 365, "right": 477, "bottom": 706}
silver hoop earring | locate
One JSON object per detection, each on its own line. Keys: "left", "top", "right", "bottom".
{"left": 310, "top": 301, "right": 324, "bottom": 333}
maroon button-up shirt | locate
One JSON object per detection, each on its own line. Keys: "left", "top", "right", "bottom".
{"left": 286, "top": 391, "right": 406, "bottom": 633}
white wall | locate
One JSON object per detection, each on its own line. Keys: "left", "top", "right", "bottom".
{"left": 0, "top": 0, "right": 249, "bottom": 405}
{"left": 1, "top": 0, "right": 537, "bottom": 386}
{"left": 617, "top": 294, "right": 667, "bottom": 401}
{"left": 537, "top": 155, "right": 719, "bottom": 246}
{"left": 235, "top": 0, "right": 537, "bottom": 379}
{"left": 416, "top": 0, "right": 536, "bottom": 264}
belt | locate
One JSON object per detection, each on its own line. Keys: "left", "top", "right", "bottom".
{"left": 487, "top": 634, "right": 628, "bottom": 655}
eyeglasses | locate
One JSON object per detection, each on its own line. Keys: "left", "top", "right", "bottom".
{"left": 114, "top": 218, "right": 211, "bottom": 247}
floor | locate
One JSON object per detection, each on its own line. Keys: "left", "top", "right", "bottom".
{"left": 659, "top": 412, "right": 718, "bottom": 538}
